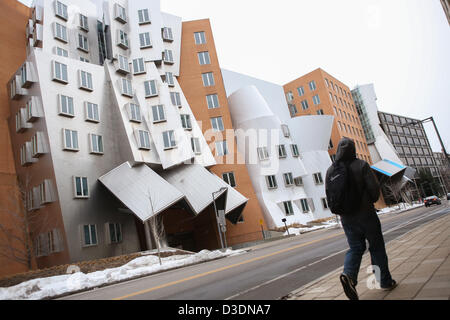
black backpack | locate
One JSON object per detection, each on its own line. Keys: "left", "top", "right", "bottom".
{"left": 326, "top": 160, "right": 361, "bottom": 216}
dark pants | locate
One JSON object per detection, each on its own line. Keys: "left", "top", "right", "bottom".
{"left": 341, "top": 213, "right": 393, "bottom": 287}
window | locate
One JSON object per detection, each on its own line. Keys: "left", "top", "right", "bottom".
{"left": 63, "top": 129, "right": 79, "bottom": 151}
{"left": 294, "top": 177, "right": 303, "bottom": 186}
{"left": 132, "top": 58, "right": 145, "bottom": 74}
{"left": 39, "top": 180, "right": 53, "bottom": 205}
{"left": 118, "top": 55, "right": 130, "bottom": 73}
{"left": 129, "top": 103, "right": 141, "bottom": 122}
{"left": 31, "top": 132, "right": 46, "bottom": 157}
{"left": 162, "top": 27, "right": 173, "bottom": 41}
{"left": 53, "top": 61, "right": 68, "bottom": 83}
{"left": 202, "top": 72, "right": 215, "bottom": 87}
{"left": 281, "top": 124, "right": 290, "bottom": 137}
{"left": 317, "top": 109, "right": 324, "bottom": 115}
{"left": 74, "top": 176, "right": 89, "bottom": 198}
{"left": 164, "top": 72, "right": 175, "bottom": 87}
{"left": 321, "top": 198, "right": 329, "bottom": 210}
{"left": 257, "top": 147, "right": 270, "bottom": 161}
{"left": 180, "top": 114, "right": 192, "bottom": 130}
{"left": 325, "top": 78, "right": 329, "bottom": 87}
{"left": 58, "top": 95, "right": 74, "bottom": 117}
{"left": 137, "top": 130, "right": 151, "bottom": 150}
{"left": 79, "top": 14, "right": 89, "bottom": 31}
{"left": 194, "top": 31, "right": 206, "bottom": 44}
{"left": 55, "top": 1, "right": 68, "bottom": 20}
{"left": 206, "top": 94, "right": 219, "bottom": 109}
{"left": 313, "top": 172, "right": 324, "bottom": 184}
{"left": 300, "top": 199, "right": 309, "bottom": 213}
{"left": 215, "top": 141, "right": 228, "bottom": 156}
{"left": 144, "top": 80, "right": 158, "bottom": 97}
{"left": 291, "top": 144, "right": 300, "bottom": 157}
{"left": 286, "top": 91, "right": 294, "bottom": 101}
{"left": 138, "top": 9, "right": 150, "bottom": 24}
{"left": 309, "top": 81, "right": 317, "bottom": 91}
{"left": 283, "top": 201, "right": 294, "bottom": 215}
{"left": 139, "top": 32, "right": 152, "bottom": 48}
{"left": 108, "top": 223, "right": 122, "bottom": 244}
{"left": 222, "top": 172, "right": 236, "bottom": 187}
{"left": 266, "top": 175, "right": 277, "bottom": 189}
{"left": 198, "top": 51, "right": 211, "bottom": 65}
{"left": 163, "top": 49, "right": 174, "bottom": 64}
{"left": 83, "top": 224, "right": 97, "bottom": 246}
{"left": 152, "top": 105, "right": 166, "bottom": 123}
{"left": 56, "top": 47, "right": 68, "bottom": 57}
{"left": 79, "top": 70, "right": 93, "bottom": 91}
{"left": 301, "top": 100, "right": 309, "bottom": 110}
{"left": 77, "top": 34, "right": 89, "bottom": 52}
{"left": 312, "top": 95, "right": 321, "bottom": 105}
{"left": 283, "top": 172, "right": 294, "bottom": 187}
{"left": 80, "top": 57, "right": 90, "bottom": 63}
{"left": 89, "top": 134, "right": 103, "bottom": 154}
{"left": 85, "top": 102, "right": 99, "bottom": 122}
{"left": 115, "top": 4, "right": 127, "bottom": 23}
{"left": 118, "top": 30, "right": 129, "bottom": 49}
{"left": 289, "top": 104, "right": 298, "bottom": 117}
{"left": 191, "top": 137, "right": 201, "bottom": 154}
{"left": 297, "top": 86, "right": 305, "bottom": 97}
{"left": 163, "top": 130, "right": 176, "bottom": 150}
{"left": 278, "top": 145, "right": 287, "bottom": 158}
{"left": 170, "top": 92, "right": 182, "bottom": 107}
{"left": 210, "top": 116, "right": 224, "bottom": 132}
{"left": 121, "top": 78, "right": 133, "bottom": 97}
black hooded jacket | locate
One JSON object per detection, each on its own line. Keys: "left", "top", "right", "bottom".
{"left": 326, "top": 138, "right": 380, "bottom": 221}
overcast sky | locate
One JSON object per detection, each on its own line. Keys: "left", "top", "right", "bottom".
{"left": 18, "top": 0, "right": 450, "bottom": 153}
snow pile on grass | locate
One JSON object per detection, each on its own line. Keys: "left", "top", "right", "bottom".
{"left": 0, "top": 248, "right": 244, "bottom": 300}
{"left": 283, "top": 219, "right": 339, "bottom": 236}
{"left": 377, "top": 202, "right": 424, "bottom": 215}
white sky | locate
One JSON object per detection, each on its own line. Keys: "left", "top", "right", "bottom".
{"left": 18, "top": 0, "right": 450, "bottom": 153}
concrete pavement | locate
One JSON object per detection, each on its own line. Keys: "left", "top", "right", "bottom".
{"left": 285, "top": 209, "right": 450, "bottom": 300}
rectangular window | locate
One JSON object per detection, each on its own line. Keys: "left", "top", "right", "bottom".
{"left": 53, "top": 61, "right": 68, "bottom": 83}
{"left": 222, "top": 172, "right": 236, "bottom": 187}
{"left": 257, "top": 147, "right": 269, "bottom": 161}
{"left": 83, "top": 224, "right": 97, "bottom": 246}
{"left": 278, "top": 145, "right": 287, "bottom": 158}
{"left": 115, "top": 4, "right": 127, "bottom": 23}
{"left": 79, "top": 70, "right": 93, "bottom": 91}
{"left": 118, "top": 30, "right": 129, "bottom": 49}
{"left": 137, "top": 130, "right": 151, "bottom": 150}
{"left": 59, "top": 94, "right": 74, "bottom": 117}
{"left": 301, "top": 100, "right": 309, "bottom": 110}
{"left": 164, "top": 49, "right": 174, "bottom": 64}
{"left": 215, "top": 141, "right": 228, "bottom": 156}
{"left": 163, "top": 131, "right": 176, "bottom": 150}
{"left": 139, "top": 32, "right": 152, "bottom": 48}
{"left": 206, "top": 94, "right": 220, "bottom": 109}
{"left": 162, "top": 27, "right": 174, "bottom": 41}
{"left": 118, "top": 55, "right": 130, "bottom": 73}
{"left": 294, "top": 177, "right": 303, "bottom": 186}
{"left": 63, "top": 129, "right": 79, "bottom": 151}
{"left": 129, "top": 103, "right": 141, "bottom": 122}
{"left": 297, "top": 86, "right": 305, "bottom": 97}
{"left": 191, "top": 137, "right": 201, "bottom": 154}
{"left": 85, "top": 102, "right": 99, "bottom": 122}
{"left": 164, "top": 72, "right": 175, "bottom": 87}
{"left": 56, "top": 47, "right": 68, "bottom": 57}
{"left": 180, "top": 114, "right": 192, "bottom": 130}
{"left": 121, "top": 78, "right": 133, "bottom": 97}
{"left": 152, "top": 104, "right": 166, "bottom": 123}
{"left": 194, "top": 31, "right": 206, "bottom": 44}
{"left": 313, "top": 172, "right": 324, "bottom": 184}
{"left": 198, "top": 51, "right": 211, "bottom": 65}
{"left": 317, "top": 109, "right": 324, "bottom": 115}
{"left": 78, "top": 34, "right": 89, "bottom": 52}
{"left": 80, "top": 57, "right": 90, "bottom": 63}
{"left": 90, "top": 134, "right": 103, "bottom": 154}
{"left": 266, "top": 175, "right": 278, "bottom": 189}
{"left": 283, "top": 201, "right": 294, "bottom": 215}
{"left": 286, "top": 91, "right": 294, "bottom": 102}
{"left": 312, "top": 94, "right": 321, "bottom": 105}
{"left": 289, "top": 104, "right": 298, "bottom": 117}
{"left": 283, "top": 172, "right": 294, "bottom": 187}
{"left": 55, "top": 1, "right": 68, "bottom": 20}
{"left": 281, "top": 124, "right": 290, "bottom": 137}
{"left": 79, "top": 14, "right": 89, "bottom": 31}
{"left": 321, "top": 198, "right": 329, "bottom": 210}
{"left": 138, "top": 9, "right": 150, "bottom": 24}
{"left": 300, "top": 199, "right": 309, "bottom": 213}
{"left": 210, "top": 116, "right": 224, "bottom": 132}
{"left": 202, "top": 72, "right": 215, "bottom": 87}
{"left": 132, "top": 58, "right": 145, "bottom": 74}
{"left": 309, "top": 81, "right": 317, "bottom": 91}
{"left": 109, "top": 223, "right": 122, "bottom": 244}
{"left": 144, "top": 80, "right": 158, "bottom": 97}
{"left": 170, "top": 92, "right": 182, "bottom": 107}
{"left": 74, "top": 177, "right": 89, "bottom": 198}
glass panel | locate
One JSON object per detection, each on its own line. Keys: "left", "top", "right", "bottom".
{"left": 90, "top": 225, "right": 97, "bottom": 244}
{"left": 82, "top": 177, "right": 88, "bottom": 196}
{"left": 84, "top": 225, "right": 90, "bottom": 245}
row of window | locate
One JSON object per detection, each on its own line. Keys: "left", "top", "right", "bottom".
{"left": 281, "top": 197, "right": 329, "bottom": 216}
{"left": 328, "top": 92, "right": 356, "bottom": 113}
{"left": 383, "top": 122, "right": 425, "bottom": 138}
{"left": 389, "top": 134, "right": 429, "bottom": 148}
{"left": 265, "top": 172, "right": 323, "bottom": 190}
{"left": 257, "top": 144, "right": 300, "bottom": 161}
{"left": 324, "top": 77, "right": 352, "bottom": 101}
{"left": 81, "top": 222, "right": 123, "bottom": 247}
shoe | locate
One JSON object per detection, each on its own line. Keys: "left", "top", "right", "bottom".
{"left": 381, "top": 279, "right": 397, "bottom": 291}
{"left": 340, "top": 273, "right": 359, "bottom": 300}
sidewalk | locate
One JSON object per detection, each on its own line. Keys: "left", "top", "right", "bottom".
{"left": 286, "top": 212, "right": 450, "bottom": 300}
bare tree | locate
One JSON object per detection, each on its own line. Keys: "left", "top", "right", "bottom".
{"left": 147, "top": 189, "right": 167, "bottom": 266}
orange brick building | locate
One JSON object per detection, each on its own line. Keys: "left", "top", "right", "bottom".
{"left": 283, "top": 68, "right": 373, "bottom": 164}
{"left": 0, "top": 0, "right": 35, "bottom": 278}
{"left": 178, "top": 19, "right": 267, "bottom": 246}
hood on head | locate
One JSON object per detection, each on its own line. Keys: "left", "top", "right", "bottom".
{"left": 335, "top": 137, "right": 356, "bottom": 162}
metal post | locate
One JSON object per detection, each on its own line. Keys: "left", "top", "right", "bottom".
{"left": 212, "top": 191, "right": 224, "bottom": 250}
{"left": 430, "top": 117, "right": 450, "bottom": 166}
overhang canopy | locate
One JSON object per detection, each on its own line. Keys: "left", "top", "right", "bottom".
{"left": 371, "top": 159, "right": 406, "bottom": 178}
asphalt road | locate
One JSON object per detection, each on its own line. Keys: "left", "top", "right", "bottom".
{"left": 61, "top": 202, "right": 449, "bottom": 300}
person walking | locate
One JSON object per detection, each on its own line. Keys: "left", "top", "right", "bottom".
{"left": 325, "top": 138, "right": 397, "bottom": 300}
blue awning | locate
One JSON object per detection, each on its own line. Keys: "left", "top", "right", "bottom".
{"left": 371, "top": 159, "right": 406, "bottom": 177}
